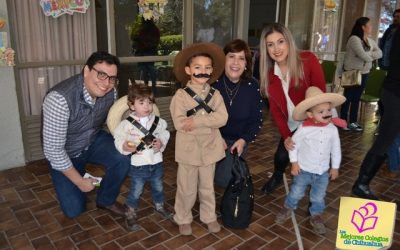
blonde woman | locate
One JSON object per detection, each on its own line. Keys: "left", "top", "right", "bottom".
{"left": 259, "top": 23, "right": 327, "bottom": 194}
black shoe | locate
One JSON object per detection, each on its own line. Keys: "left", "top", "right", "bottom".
{"left": 352, "top": 183, "right": 379, "bottom": 200}
{"left": 261, "top": 173, "right": 283, "bottom": 194}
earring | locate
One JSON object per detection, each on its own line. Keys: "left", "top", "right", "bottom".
{"left": 245, "top": 67, "right": 247, "bottom": 70}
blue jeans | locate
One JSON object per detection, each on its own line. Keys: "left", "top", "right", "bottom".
{"left": 285, "top": 170, "right": 329, "bottom": 215}
{"left": 49, "top": 130, "right": 130, "bottom": 218}
{"left": 126, "top": 162, "right": 164, "bottom": 208}
{"left": 387, "top": 136, "right": 400, "bottom": 172}
{"left": 340, "top": 73, "right": 369, "bottom": 123}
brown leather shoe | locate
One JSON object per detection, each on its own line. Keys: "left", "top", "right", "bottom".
{"left": 97, "top": 202, "right": 126, "bottom": 217}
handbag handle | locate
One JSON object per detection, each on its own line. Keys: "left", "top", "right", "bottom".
{"left": 231, "top": 150, "right": 247, "bottom": 185}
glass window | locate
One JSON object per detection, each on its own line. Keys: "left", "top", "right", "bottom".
{"left": 379, "top": 0, "right": 397, "bottom": 38}
{"left": 100, "top": 0, "right": 183, "bottom": 58}
{"left": 248, "top": 0, "right": 277, "bottom": 48}
{"left": 117, "top": 61, "right": 177, "bottom": 98}
{"left": 312, "top": 0, "right": 343, "bottom": 61}
{"left": 287, "top": 0, "right": 314, "bottom": 50}
{"left": 193, "top": 0, "right": 235, "bottom": 46}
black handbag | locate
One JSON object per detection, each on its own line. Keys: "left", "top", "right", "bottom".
{"left": 214, "top": 149, "right": 234, "bottom": 188}
{"left": 220, "top": 152, "right": 254, "bottom": 229}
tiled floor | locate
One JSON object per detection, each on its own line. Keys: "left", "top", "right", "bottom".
{"left": 0, "top": 104, "right": 399, "bottom": 249}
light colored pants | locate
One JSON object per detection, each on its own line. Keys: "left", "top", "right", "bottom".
{"left": 173, "top": 163, "right": 217, "bottom": 225}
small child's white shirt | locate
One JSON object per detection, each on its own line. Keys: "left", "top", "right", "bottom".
{"left": 289, "top": 123, "right": 341, "bottom": 174}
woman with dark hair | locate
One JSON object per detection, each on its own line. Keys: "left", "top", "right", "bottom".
{"left": 258, "top": 23, "right": 327, "bottom": 194}
{"left": 340, "top": 17, "right": 382, "bottom": 131}
{"left": 213, "top": 39, "right": 263, "bottom": 157}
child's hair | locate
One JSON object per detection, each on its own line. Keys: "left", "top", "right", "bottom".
{"left": 185, "top": 52, "right": 213, "bottom": 67}
{"left": 127, "top": 84, "right": 155, "bottom": 104}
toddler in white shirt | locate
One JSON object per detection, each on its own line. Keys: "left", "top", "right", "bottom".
{"left": 275, "top": 86, "right": 346, "bottom": 235}
{"left": 113, "top": 84, "right": 172, "bottom": 231}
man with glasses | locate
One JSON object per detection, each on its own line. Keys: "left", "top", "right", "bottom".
{"left": 42, "top": 51, "right": 130, "bottom": 218}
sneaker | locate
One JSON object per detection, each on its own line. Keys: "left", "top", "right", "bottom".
{"left": 348, "top": 122, "right": 363, "bottom": 131}
{"left": 207, "top": 221, "right": 221, "bottom": 233}
{"left": 310, "top": 215, "right": 326, "bottom": 234}
{"left": 275, "top": 206, "right": 292, "bottom": 224}
{"left": 154, "top": 203, "right": 174, "bottom": 219}
{"left": 125, "top": 206, "right": 141, "bottom": 231}
{"left": 179, "top": 223, "right": 192, "bottom": 235}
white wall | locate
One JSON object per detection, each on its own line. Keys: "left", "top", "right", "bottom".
{"left": 0, "top": 0, "right": 25, "bottom": 169}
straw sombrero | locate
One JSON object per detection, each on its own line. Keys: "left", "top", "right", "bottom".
{"left": 292, "top": 86, "right": 346, "bottom": 121}
{"left": 173, "top": 42, "right": 225, "bottom": 84}
{"left": 106, "top": 95, "right": 160, "bottom": 135}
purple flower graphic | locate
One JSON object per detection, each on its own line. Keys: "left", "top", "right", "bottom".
{"left": 351, "top": 202, "right": 378, "bottom": 233}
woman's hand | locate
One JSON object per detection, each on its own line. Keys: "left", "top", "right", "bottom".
{"left": 284, "top": 137, "right": 295, "bottom": 151}
{"left": 230, "top": 138, "right": 246, "bottom": 156}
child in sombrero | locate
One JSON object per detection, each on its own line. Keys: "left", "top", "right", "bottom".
{"left": 170, "top": 43, "right": 228, "bottom": 235}
{"left": 275, "top": 86, "right": 346, "bottom": 235}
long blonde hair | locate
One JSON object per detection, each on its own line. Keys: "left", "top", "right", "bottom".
{"left": 259, "top": 23, "right": 304, "bottom": 98}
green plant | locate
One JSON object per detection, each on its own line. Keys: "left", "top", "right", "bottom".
{"left": 158, "top": 34, "right": 182, "bottom": 55}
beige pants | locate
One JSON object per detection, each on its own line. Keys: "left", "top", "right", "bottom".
{"left": 173, "top": 163, "right": 217, "bottom": 225}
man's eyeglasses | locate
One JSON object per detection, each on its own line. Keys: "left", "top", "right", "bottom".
{"left": 91, "top": 67, "right": 119, "bottom": 86}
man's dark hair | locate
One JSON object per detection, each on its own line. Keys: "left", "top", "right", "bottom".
{"left": 393, "top": 9, "right": 400, "bottom": 17}
{"left": 85, "top": 51, "right": 120, "bottom": 70}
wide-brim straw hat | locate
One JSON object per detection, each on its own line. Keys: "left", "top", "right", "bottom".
{"left": 106, "top": 95, "right": 160, "bottom": 135}
{"left": 173, "top": 42, "right": 225, "bottom": 84}
{"left": 292, "top": 86, "right": 346, "bottom": 121}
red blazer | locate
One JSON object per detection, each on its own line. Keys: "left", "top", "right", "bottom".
{"left": 267, "top": 51, "right": 326, "bottom": 140}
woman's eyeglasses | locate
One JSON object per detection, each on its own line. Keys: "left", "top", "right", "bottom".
{"left": 92, "top": 67, "right": 119, "bottom": 86}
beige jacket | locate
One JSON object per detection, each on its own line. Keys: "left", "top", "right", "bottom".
{"left": 170, "top": 82, "right": 228, "bottom": 166}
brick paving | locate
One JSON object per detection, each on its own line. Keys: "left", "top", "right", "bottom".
{"left": 0, "top": 104, "right": 399, "bottom": 249}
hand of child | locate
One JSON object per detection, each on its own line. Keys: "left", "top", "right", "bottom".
{"left": 152, "top": 138, "right": 163, "bottom": 152}
{"left": 230, "top": 138, "right": 246, "bottom": 156}
{"left": 181, "top": 117, "right": 195, "bottom": 132}
{"left": 330, "top": 169, "right": 339, "bottom": 180}
{"left": 123, "top": 141, "right": 137, "bottom": 153}
{"left": 284, "top": 137, "right": 295, "bottom": 151}
{"left": 291, "top": 162, "right": 301, "bottom": 176}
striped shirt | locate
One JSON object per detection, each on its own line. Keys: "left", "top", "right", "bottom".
{"left": 42, "top": 85, "right": 116, "bottom": 171}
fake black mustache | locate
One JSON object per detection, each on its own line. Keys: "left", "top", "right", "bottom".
{"left": 193, "top": 73, "right": 211, "bottom": 78}
{"left": 323, "top": 115, "right": 332, "bottom": 119}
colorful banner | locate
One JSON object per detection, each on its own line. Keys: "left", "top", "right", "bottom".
{"left": 40, "top": 0, "right": 90, "bottom": 18}
{"left": 336, "top": 197, "right": 396, "bottom": 250}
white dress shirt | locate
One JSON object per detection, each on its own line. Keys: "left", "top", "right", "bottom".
{"left": 289, "top": 122, "right": 341, "bottom": 175}
{"left": 274, "top": 63, "right": 300, "bottom": 132}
